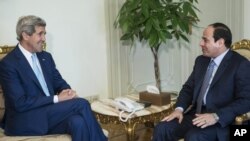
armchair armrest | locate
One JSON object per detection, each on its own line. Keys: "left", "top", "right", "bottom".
{"left": 235, "top": 112, "right": 250, "bottom": 125}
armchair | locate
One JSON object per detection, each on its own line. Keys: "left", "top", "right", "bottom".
{"left": 231, "top": 39, "right": 250, "bottom": 125}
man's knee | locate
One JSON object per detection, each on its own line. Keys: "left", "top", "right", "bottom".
{"left": 68, "top": 115, "right": 85, "bottom": 129}
{"left": 153, "top": 121, "right": 179, "bottom": 141}
{"left": 154, "top": 122, "right": 170, "bottom": 135}
{"left": 75, "top": 98, "right": 89, "bottom": 105}
{"left": 70, "top": 98, "right": 90, "bottom": 109}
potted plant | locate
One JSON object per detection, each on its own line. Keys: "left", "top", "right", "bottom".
{"left": 114, "top": 0, "right": 200, "bottom": 94}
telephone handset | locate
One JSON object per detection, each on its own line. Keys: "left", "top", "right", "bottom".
{"left": 114, "top": 97, "right": 144, "bottom": 112}
{"left": 114, "top": 97, "right": 144, "bottom": 122}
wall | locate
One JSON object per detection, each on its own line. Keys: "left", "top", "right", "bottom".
{"left": 243, "top": 0, "right": 250, "bottom": 38}
{"left": 0, "top": 0, "right": 109, "bottom": 99}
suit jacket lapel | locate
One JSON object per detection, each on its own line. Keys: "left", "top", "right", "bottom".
{"left": 193, "top": 58, "right": 210, "bottom": 104}
{"left": 14, "top": 47, "right": 42, "bottom": 90}
{"left": 198, "top": 60, "right": 210, "bottom": 87}
{"left": 210, "top": 51, "right": 232, "bottom": 88}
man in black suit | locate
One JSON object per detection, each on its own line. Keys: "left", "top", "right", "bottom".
{"left": 152, "top": 23, "right": 250, "bottom": 141}
{"left": 0, "top": 15, "right": 107, "bottom": 141}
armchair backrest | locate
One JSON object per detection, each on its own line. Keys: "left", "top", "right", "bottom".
{"left": 0, "top": 45, "right": 15, "bottom": 121}
{"left": 0, "top": 44, "right": 46, "bottom": 122}
{"left": 231, "top": 39, "right": 250, "bottom": 60}
{"left": 231, "top": 39, "right": 250, "bottom": 125}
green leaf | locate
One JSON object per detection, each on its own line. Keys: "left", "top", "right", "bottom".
{"left": 180, "top": 33, "right": 189, "bottom": 42}
{"left": 171, "top": 15, "right": 178, "bottom": 29}
{"left": 127, "top": 0, "right": 141, "bottom": 12}
{"left": 145, "top": 19, "right": 153, "bottom": 35}
{"left": 142, "top": 1, "right": 149, "bottom": 18}
{"left": 152, "top": 18, "right": 161, "bottom": 31}
{"left": 149, "top": 30, "right": 159, "bottom": 48}
{"left": 120, "top": 33, "right": 133, "bottom": 41}
{"left": 188, "top": 5, "right": 199, "bottom": 18}
{"left": 158, "top": 31, "right": 166, "bottom": 43}
{"left": 177, "top": 18, "right": 190, "bottom": 33}
{"left": 121, "top": 21, "right": 129, "bottom": 32}
{"left": 163, "top": 30, "right": 173, "bottom": 39}
{"left": 183, "top": 2, "right": 190, "bottom": 15}
{"left": 148, "top": 0, "right": 158, "bottom": 9}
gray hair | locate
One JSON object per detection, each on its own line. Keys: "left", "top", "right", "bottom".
{"left": 16, "top": 15, "right": 46, "bottom": 41}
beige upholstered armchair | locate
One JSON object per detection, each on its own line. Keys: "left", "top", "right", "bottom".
{"left": 231, "top": 39, "right": 250, "bottom": 125}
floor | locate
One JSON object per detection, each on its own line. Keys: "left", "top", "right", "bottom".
{"left": 102, "top": 123, "right": 154, "bottom": 141}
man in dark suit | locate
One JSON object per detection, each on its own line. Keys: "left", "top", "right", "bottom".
{"left": 152, "top": 23, "right": 250, "bottom": 141}
{"left": 0, "top": 15, "right": 107, "bottom": 141}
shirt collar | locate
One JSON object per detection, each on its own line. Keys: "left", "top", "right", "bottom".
{"left": 18, "top": 43, "right": 34, "bottom": 59}
{"left": 212, "top": 49, "right": 229, "bottom": 67}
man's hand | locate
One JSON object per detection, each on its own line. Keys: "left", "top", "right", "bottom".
{"left": 161, "top": 109, "right": 183, "bottom": 123}
{"left": 58, "top": 89, "right": 77, "bottom": 102}
{"left": 192, "top": 113, "right": 218, "bottom": 128}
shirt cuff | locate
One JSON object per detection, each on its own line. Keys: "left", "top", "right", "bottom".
{"left": 175, "top": 107, "right": 184, "bottom": 112}
{"left": 213, "top": 113, "right": 219, "bottom": 121}
{"left": 53, "top": 95, "right": 59, "bottom": 103}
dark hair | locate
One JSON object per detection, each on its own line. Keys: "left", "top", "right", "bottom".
{"left": 209, "top": 23, "right": 232, "bottom": 48}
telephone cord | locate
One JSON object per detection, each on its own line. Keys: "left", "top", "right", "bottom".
{"left": 119, "top": 110, "right": 136, "bottom": 122}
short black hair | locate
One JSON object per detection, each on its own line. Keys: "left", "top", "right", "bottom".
{"left": 209, "top": 23, "right": 232, "bottom": 48}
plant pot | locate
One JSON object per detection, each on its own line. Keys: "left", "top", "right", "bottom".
{"left": 139, "top": 91, "right": 171, "bottom": 106}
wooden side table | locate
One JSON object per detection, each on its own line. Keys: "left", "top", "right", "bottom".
{"left": 91, "top": 94, "right": 176, "bottom": 141}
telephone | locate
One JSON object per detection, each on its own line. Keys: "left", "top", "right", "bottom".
{"left": 114, "top": 97, "right": 144, "bottom": 112}
{"left": 114, "top": 97, "right": 144, "bottom": 122}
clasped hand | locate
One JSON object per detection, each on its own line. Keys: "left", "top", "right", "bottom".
{"left": 58, "top": 89, "right": 77, "bottom": 102}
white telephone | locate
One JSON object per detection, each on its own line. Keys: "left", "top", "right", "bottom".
{"left": 114, "top": 97, "right": 144, "bottom": 122}
{"left": 114, "top": 97, "right": 144, "bottom": 112}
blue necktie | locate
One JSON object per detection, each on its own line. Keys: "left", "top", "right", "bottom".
{"left": 196, "top": 60, "right": 216, "bottom": 113}
{"left": 31, "top": 54, "right": 50, "bottom": 96}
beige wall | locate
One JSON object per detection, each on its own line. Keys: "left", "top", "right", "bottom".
{"left": 244, "top": 0, "right": 250, "bottom": 39}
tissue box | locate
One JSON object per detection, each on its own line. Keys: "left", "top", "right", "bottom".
{"left": 139, "top": 91, "right": 171, "bottom": 106}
